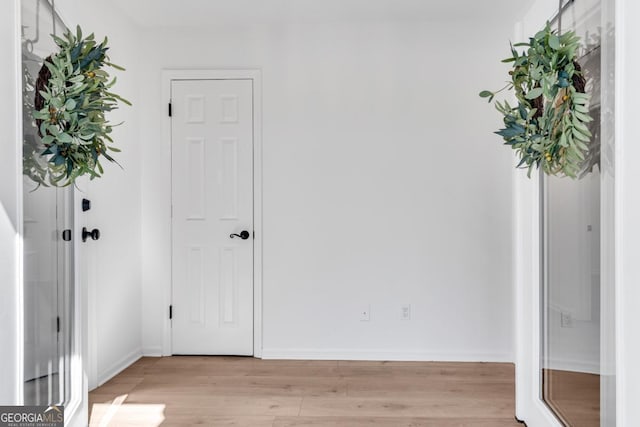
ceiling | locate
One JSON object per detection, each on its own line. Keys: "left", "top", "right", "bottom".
{"left": 109, "top": 0, "right": 529, "bottom": 29}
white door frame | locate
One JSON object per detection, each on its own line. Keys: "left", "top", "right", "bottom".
{"left": 513, "top": 170, "right": 564, "bottom": 427}
{"left": 161, "top": 69, "right": 263, "bottom": 358}
{"left": 512, "top": 12, "right": 565, "bottom": 424}
{"left": 514, "top": 1, "right": 618, "bottom": 424}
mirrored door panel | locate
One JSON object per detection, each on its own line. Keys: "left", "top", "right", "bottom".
{"left": 543, "top": 171, "right": 601, "bottom": 426}
{"left": 540, "top": 0, "right": 615, "bottom": 426}
{"left": 22, "top": 0, "right": 73, "bottom": 407}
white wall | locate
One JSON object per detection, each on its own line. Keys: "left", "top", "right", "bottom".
{"left": 0, "top": 0, "right": 22, "bottom": 405}
{"left": 53, "top": 0, "right": 143, "bottom": 387}
{"left": 140, "top": 17, "right": 516, "bottom": 361}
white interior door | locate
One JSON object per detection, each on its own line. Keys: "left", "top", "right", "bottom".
{"left": 171, "top": 79, "right": 254, "bottom": 355}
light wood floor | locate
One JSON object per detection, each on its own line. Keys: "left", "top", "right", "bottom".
{"left": 543, "top": 369, "right": 600, "bottom": 427}
{"left": 89, "top": 357, "right": 521, "bottom": 426}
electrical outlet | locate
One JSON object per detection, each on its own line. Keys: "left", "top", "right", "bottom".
{"left": 401, "top": 304, "right": 411, "bottom": 320}
{"left": 561, "top": 312, "right": 573, "bottom": 328}
{"left": 359, "top": 305, "right": 370, "bottom": 321}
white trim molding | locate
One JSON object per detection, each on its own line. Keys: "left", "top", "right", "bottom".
{"left": 615, "top": 0, "right": 640, "bottom": 423}
{"left": 142, "top": 346, "right": 164, "bottom": 358}
{"left": 97, "top": 348, "right": 143, "bottom": 388}
{"left": 513, "top": 167, "right": 563, "bottom": 427}
{"left": 160, "top": 69, "right": 263, "bottom": 358}
{"left": 0, "top": 0, "right": 24, "bottom": 406}
{"left": 261, "top": 349, "right": 513, "bottom": 363}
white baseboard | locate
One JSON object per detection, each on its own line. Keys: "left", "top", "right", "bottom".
{"left": 545, "top": 357, "right": 600, "bottom": 374}
{"left": 261, "top": 348, "right": 514, "bottom": 363}
{"left": 97, "top": 348, "right": 143, "bottom": 387}
{"left": 142, "top": 346, "right": 163, "bottom": 357}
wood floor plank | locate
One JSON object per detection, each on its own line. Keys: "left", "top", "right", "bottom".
{"left": 160, "top": 416, "right": 276, "bottom": 427}
{"left": 274, "top": 416, "right": 523, "bottom": 427}
{"left": 134, "top": 374, "right": 212, "bottom": 385}
{"left": 299, "top": 396, "right": 514, "bottom": 418}
{"left": 89, "top": 401, "right": 165, "bottom": 427}
{"left": 89, "top": 357, "right": 520, "bottom": 426}
{"left": 337, "top": 361, "right": 514, "bottom": 380}
{"left": 92, "top": 377, "right": 144, "bottom": 395}
{"left": 134, "top": 375, "right": 347, "bottom": 397}
{"left": 345, "top": 375, "right": 514, "bottom": 398}
{"left": 118, "top": 394, "right": 302, "bottom": 416}
{"left": 90, "top": 399, "right": 277, "bottom": 426}
{"left": 250, "top": 364, "right": 341, "bottom": 378}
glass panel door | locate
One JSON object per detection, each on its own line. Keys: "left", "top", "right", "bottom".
{"left": 540, "top": 0, "right": 615, "bottom": 425}
{"left": 542, "top": 170, "right": 601, "bottom": 426}
{"left": 21, "top": 0, "right": 73, "bottom": 407}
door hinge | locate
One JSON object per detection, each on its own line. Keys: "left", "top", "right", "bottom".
{"left": 168, "top": 102, "right": 172, "bottom": 117}
{"left": 169, "top": 305, "right": 173, "bottom": 320}
{"left": 56, "top": 316, "right": 60, "bottom": 333}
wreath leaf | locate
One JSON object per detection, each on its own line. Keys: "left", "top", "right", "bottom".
{"left": 32, "top": 25, "right": 129, "bottom": 187}
{"left": 480, "top": 23, "right": 593, "bottom": 178}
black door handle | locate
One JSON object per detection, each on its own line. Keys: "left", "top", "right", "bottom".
{"left": 230, "top": 230, "right": 250, "bottom": 240}
{"left": 82, "top": 227, "right": 100, "bottom": 242}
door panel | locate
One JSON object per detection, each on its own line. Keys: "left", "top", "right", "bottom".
{"left": 515, "top": 0, "right": 616, "bottom": 425}
{"left": 171, "top": 79, "right": 253, "bottom": 355}
{"left": 22, "top": 0, "right": 74, "bottom": 407}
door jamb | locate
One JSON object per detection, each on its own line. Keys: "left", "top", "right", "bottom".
{"left": 161, "top": 69, "right": 263, "bottom": 358}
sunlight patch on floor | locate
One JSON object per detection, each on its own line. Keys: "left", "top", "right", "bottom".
{"left": 90, "top": 394, "right": 165, "bottom": 427}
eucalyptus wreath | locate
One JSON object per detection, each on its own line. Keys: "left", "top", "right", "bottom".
{"left": 480, "top": 23, "right": 592, "bottom": 178}
{"left": 33, "top": 26, "right": 130, "bottom": 186}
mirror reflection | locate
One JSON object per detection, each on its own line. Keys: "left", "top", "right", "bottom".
{"left": 22, "top": 0, "right": 73, "bottom": 407}
{"left": 541, "top": 1, "right": 608, "bottom": 426}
